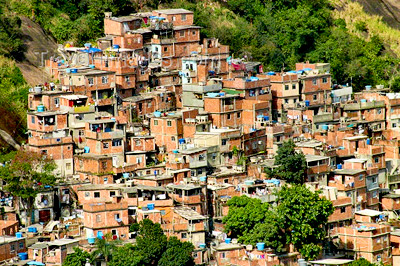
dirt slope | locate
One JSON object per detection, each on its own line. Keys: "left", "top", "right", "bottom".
{"left": 355, "top": 0, "right": 400, "bottom": 29}
{"left": 17, "top": 16, "right": 58, "bottom": 86}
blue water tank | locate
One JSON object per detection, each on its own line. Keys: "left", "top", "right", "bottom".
{"left": 225, "top": 238, "right": 231, "bottom": 244}
{"left": 65, "top": 68, "right": 71, "bottom": 73}
{"left": 361, "top": 99, "right": 367, "bottom": 103}
{"left": 256, "top": 242, "right": 265, "bottom": 251}
{"left": 113, "top": 44, "right": 120, "bottom": 49}
{"left": 219, "top": 92, "right": 226, "bottom": 97}
{"left": 88, "top": 237, "right": 96, "bottom": 244}
{"left": 16, "top": 232, "right": 23, "bottom": 238}
{"left": 322, "top": 125, "right": 329, "bottom": 131}
{"left": 70, "top": 68, "right": 78, "bottom": 73}
{"left": 84, "top": 43, "right": 92, "bottom": 48}
{"left": 37, "top": 105, "right": 45, "bottom": 112}
{"left": 305, "top": 100, "right": 310, "bottom": 107}
{"left": 84, "top": 147, "right": 90, "bottom": 153}
{"left": 199, "top": 243, "right": 206, "bottom": 248}
{"left": 147, "top": 203, "right": 155, "bottom": 210}
{"left": 264, "top": 116, "right": 269, "bottom": 121}
{"left": 337, "top": 164, "right": 343, "bottom": 169}
{"left": 154, "top": 111, "right": 162, "bottom": 118}
{"left": 366, "top": 139, "right": 371, "bottom": 145}
{"left": 199, "top": 176, "right": 207, "bottom": 182}
{"left": 89, "top": 64, "right": 95, "bottom": 69}
{"left": 172, "top": 150, "right": 179, "bottom": 154}
{"left": 28, "top": 227, "right": 37, "bottom": 233}
{"left": 18, "top": 252, "right": 28, "bottom": 260}
{"left": 123, "top": 173, "right": 130, "bottom": 178}
{"left": 179, "top": 138, "right": 185, "bottom": 144}
{"left": 97, "top": 231, "right": 104, "bottom": 239}
{"left": 267, "top": 72, "right": 275, "bottom": 75}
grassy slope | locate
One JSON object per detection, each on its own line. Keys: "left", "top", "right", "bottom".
{"left": 331, "top": 0, "right": 400, "bottom": 57}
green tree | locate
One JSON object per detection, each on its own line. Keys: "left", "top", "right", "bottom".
{"left": 63, "top": 247, "right": 93, "bottom": 266}
{"left": 109, "top": 244, "right": 144, "bottom": 266}
{"left": 266, "top": 140, "right": 307, "bottom": 184}
{"left": 0, "top": 149, "right": 57, "bottom": 225}
{"left": 135, "top": 219, "right": 168, "bottom": 265}
{"left": 348, "top": 258, "right": 376, "bottom": 266}
{"left": 158, "top": 236, "right": 195, "bottom": 266}
{"left": 274, "top": 185, "right": 334, "bottom": 260}
{"left": 92, "top": 233, "right": 118, "bottom": 263}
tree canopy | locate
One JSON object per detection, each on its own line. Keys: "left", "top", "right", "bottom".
{"left": 266, "top": 139, "right": 307, "bottom": 184}
{"left": 223, "top": 185, "right": 334, "bottom": 260}
{"left": 0, "top": 149, "right": 57, "bottom": 225}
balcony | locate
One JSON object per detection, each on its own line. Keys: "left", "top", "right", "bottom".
{"left": 29, "top": 136, "right": 73, "bottom": 147}
{"left": 86, "top": 130, "right": 124, "bottom": 140}
{"left": 137, "top": 199, "right": 173, "bottom": 207}
{"left": 344, "top": 101, "right": 385, "bottom": 111}
{"left": 97, "top": 97, "right": 114, "bottom": 106}
{"left": 189, "top": 159, "right": 207, "bottom": 169}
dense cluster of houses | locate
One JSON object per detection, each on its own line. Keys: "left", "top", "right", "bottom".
{"left": 2, "top": 7, "right": 400, "bottom": 266}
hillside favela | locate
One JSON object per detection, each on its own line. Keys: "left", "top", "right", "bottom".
{"left": 5, "top": 0, "right": 400, "bottom": 266}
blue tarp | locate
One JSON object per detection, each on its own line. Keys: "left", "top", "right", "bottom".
{"left": 81, "top": 47, "right": 102, "bottom": 53}
{"left": 149, "top": 16, "right": 165, "bottom": 20}
{"left": 303, "top": 68, "right": 312, "bottom": 71}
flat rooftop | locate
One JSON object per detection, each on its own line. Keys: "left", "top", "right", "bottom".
{"left": 155, "top": 9, "right": 193, "bottom": 15}
{"left": 309, "top": 259, "right": 353, "bottom": 265}
{"left": 355, "top": 209, "right": 384, "bottom": 217}
{"left": 174, "top": 206, "right": 206, "bottom": 220}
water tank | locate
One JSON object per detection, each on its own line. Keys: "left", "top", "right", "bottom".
{"left": 37, "top": 105, "right": 45, "bottom": 112}
{"left": 97, "top": 231, "right": 104, "bottom": 239}
{"left": 225, "top": 238, "right": 231, "bottom": 244}
{"left": 122, "top": 173, "right": 130, "bottom": 178}
{"left": 256, "top": 242, "right": 265, "bottom": 251}
{"left": 337, "top": 164, "right": 343, "bottom": 169}
{"left": 18, "top": 253, "right": 28, "bottom": 260}
{"left": 84, "top": 147, "right": 90, "bottom": 153}
{"left": 89, "top": 64, "right": 95, "bottom": 69}
{"left": 113, "top": 44, "right": 120, "bottom": 49}
{"left": 264, "top": 116, "right": 269, "bottom": 121}
{"left": 70, "top": 68, "right": 78, "bottom": 73}
{"left": 219, "top": 92, "right": 226, "bottom": 97}
{"left": 322, "top": 125, "right": 329, "bottom": 131}
{"left": 154, "top": 111, "right": 162, "bottom": 118}
{"left": 147, "top": 203, "right": 155, "bottom": 210}
{"left": 16, "top": 232, "right": 23, "bottom": 238}
{"left": 65, "top": 68, "right": 71, "bottom": 73}
{"left": 244, "top": 180, "right": 255, "bottom": 186}
{"left": 88, "top": 237, "right": 96, "bottom": 244}
{"left": 199, "top": 176, "right": 207, "bottom": 182}
{"left": 366, "top": 139, "right": 371, "bottom": 145}
{"left": 28, "top": 227, "right": 37, "bottom": 233}
{"left": 34, "top": 86, "right": 42, "bottom": 93}
{"left": 199, "top": 243, "right": 206, "bottom": 248}
{"left": 305, "top": 100, "right": 310, "bottom": 107}
{"left": 84, "top": 43, "right": 92, "bottom": 48}
{"left": 172, "top": 150, "right": 179, "bottom": 154}
{"left": 365, "top": 85, "right": 372, "bottom": 90}
{"left": 360, "top": 99, "right": 367, "bottom": 103}
{"left": 178, "top": 138, "right": 185, "bottom": 144}
{"left": 267, "top": 72, "right": 275, "bottom": 75}
{"left": 298, "top": 259, "right": 307, "bottom": 266}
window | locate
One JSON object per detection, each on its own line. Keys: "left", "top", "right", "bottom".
{"left": 377, "top": 109, "right": 382, "bottom": 114}
{"left": 375, "top": 157, "right": 379, "bottom": 163}
{"left": 19, "top": 242, "right": 24, "bottom": 249}
{"left": 373, "top": 191, "right": 378, "bottom": 198}
{"left": 313, "top": 94, "right": 317, "bottom": 101}
{"left": 227, "top": 114, "right": 231, "bottom": 120}
{"left": 105, "top": 60, "right": 109, "bottom": 67}
{"left": 180, "top": 31, "right": 185, "bottom": 37}
{"left": 66, "top": 163, "right": 71, "bottom": 170}
{"left": 294, "top": 98, "right": 297, "bottom": 103}
{"left": 164, "top": 47, "right": 168, "bottom": 52}
{"left": 136, "top": 157, "right": 142, "bottom": 164}
{"left": 103, "top": 142, "right": 109, "bottom": 149}
{"left": 192, "top": 31, "right": 196, "bottom": 35}
{"left": 181, "top": 232, "right": 187, "bottom": 238}
{"left": 41, "top": 150, "right": 48, "bottom": 155}
{"left": 31, "top": 116, "right": 35, "bottom": 124}
{"left": 312, "top": 78, "right": 317, "bottom": 85}
{"left": 154, "top": 120, "right": 158, "bottom": 126}
{"left": 54, "top": 98, "right": 59, "bottom": 106}
{"left": 85, "top": 192, "right": 90, "bottom": 198}
{"left": 114, "top": 213, "right": 120, "bottom": 220}
{"left": 181, "top": 14, "right": 187, "bottom": 21}
{"left": 359, "top": 174, "right": 363, "bottom": 181}
{"left": 198, "top": 169, "right": 203, "bottom": 175}
{"left": 346, "top": 191, "right": 352, "bottom": 198}
{"left": 212, "top": 153, "right": 217, "bottom": 160}
{"left": 220, "top": 252, "right": 226, "bottom": 259}
{"left": 224, "top": 179, "right": 229, "bottom": 184}
{"left": 172, "top": 16, "right": 176, "bottom": 21}
{"left": 322, "top": 77, "right": 328, "bottom": 83}
{"left": 110, "top": 191, "right": 116, "bottom": 197}
{"left": 125, "top": 76, "right": 130, "bottom": 83}
{"left": 94, "top": 192, "right": 100, "bottom": 198}
{"left": 88, "top": 77, "right": 94, "bottom": 85}
{"left": 285, "top": 85, "right": 289, "bottom": 90}
{"left": 102, "top": 76, "right": 108, "bottom": 84}
{"left": 171, "top": 136, "right": 175, "bottom": 141}
{"left": 285, "top": 99, "right": 289, "bottom": 104}
{"left": 340, "top": 207, "right": 346, "bottom": 213}
{"left": 96, "top": 215, "right": 101, "bottom": 222}
{"left": 101, "top": 161, "right": 107, "bottom": 170}
{"left": 112, "top": 139, "right": 122, "bottom": 146}
{"left": 135, "top": 140, "right": 141, "bottom": 146}
{"left": 167, "top": 121, "right": 172, "bottom": 127}
{"left": 199, "top": 154, "right": 205, "bottom": 161}
{"left": 393, "top": 123, "right": 397, "bottom": 128}
{"left": 222, "top": 139, "right": 227, "bottom": 146}
{"left": 10, "top": 244, "right": 15, "bottom": 252}
{"left": 292, "top": 84, "right": 296, "bottom": 90}
{"left": 237, "top": 112, "right": 241, "bottom": 118}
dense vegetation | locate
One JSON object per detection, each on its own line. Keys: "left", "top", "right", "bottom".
{"left": 63, "top": 219, "right": 195, "bottom": 266}
{"left": 223, "top": 186, "right": 334, "bottom": 260}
